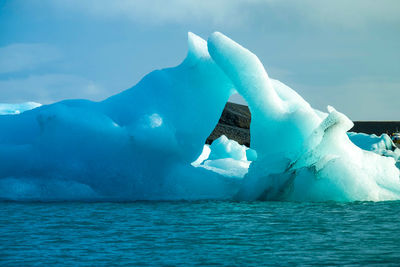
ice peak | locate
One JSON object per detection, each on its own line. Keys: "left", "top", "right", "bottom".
{"left": 185, "top": 32, "right": 209, "bottom": 66}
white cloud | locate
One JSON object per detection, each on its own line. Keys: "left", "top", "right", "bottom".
{"left": 0, "top": 43, "right": 62, "bottom": 74}
{"left": 0, "top": 74, "right": 106, "bottom": 104}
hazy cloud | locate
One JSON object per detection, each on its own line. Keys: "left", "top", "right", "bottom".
{"left": 290, "top": 0, "right": 400, "bottom": 28}
{"left": 0, "top": 74, "right": 106, "bottom": 104}
{"left": 0, "top": 43, "right": 62, "bottom": 74}
{"left": 44, "top": 0, "right": 400, "bottom": 29}
{"left": 44, "top": 0, "right": 248, "bottom": 26}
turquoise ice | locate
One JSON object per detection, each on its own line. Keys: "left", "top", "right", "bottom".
{"left": 0, "top": 32, "right": 399, "bottom": 201}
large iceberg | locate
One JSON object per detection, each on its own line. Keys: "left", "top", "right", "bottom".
{"left": 0, "top": 32, "right": 399, "bottom": 202}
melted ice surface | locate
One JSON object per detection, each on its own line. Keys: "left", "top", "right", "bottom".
{"left": 0, "top": 32, "right": 399, "bottom": 201}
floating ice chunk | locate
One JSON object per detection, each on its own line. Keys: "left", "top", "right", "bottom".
{"left": 0, "top": 102, "right": 41, "bottom": 115}
{"left": 348, "top": 132, "right": 400, "bottom": 161}
{"left": 208, "top": 135, "right": 248, "bottom": 161}
{"left": 192, "top": 135, "right": 253, "bottom": 178}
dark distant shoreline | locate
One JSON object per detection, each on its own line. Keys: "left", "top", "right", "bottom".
{"left": 206, "top": 102, "right": 400, "bottom": 146}
{"left": 349, "top": 121, "right": 400, "bottom": 135}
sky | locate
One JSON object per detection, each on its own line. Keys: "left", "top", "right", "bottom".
{"left": 0, "top": 0, "right": 399, "bottom": 120}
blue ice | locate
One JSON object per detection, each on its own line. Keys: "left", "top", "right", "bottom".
{"left": 0, "top": 32, "right": 399, "bottom": 201}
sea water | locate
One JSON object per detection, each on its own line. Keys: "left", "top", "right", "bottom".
{"left": 1, "top": 201, "right": 400, "bottom": 265}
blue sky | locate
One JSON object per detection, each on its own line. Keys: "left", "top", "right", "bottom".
{"left": 0, "top": 0, "right": 399, "bottom": 120}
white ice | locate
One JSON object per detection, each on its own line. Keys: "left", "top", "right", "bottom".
{"left": 192, "top": 135, "right": 253, "bottom": 178}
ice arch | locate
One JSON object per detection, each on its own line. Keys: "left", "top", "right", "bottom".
{"left": 0, "top": 32, "right": 399, "bottom": 202}
{"left": 208, "top": 32, "right": 400, "bottom": 201}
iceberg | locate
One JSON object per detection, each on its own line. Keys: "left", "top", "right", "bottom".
{"left": 0, "top": 32, "right": 399, "bottom": 202}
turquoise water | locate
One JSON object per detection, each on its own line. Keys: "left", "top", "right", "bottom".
{"left": 1, "top": 201, "right": 400, "bottom": 266}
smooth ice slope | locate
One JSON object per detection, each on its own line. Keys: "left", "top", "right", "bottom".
{"left": 0, "top": 32, "right": 399, "bottom": 202}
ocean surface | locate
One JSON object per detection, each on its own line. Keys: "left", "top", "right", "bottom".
{"left": 1, "top": 201, "right": 400, "bottom": 266}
